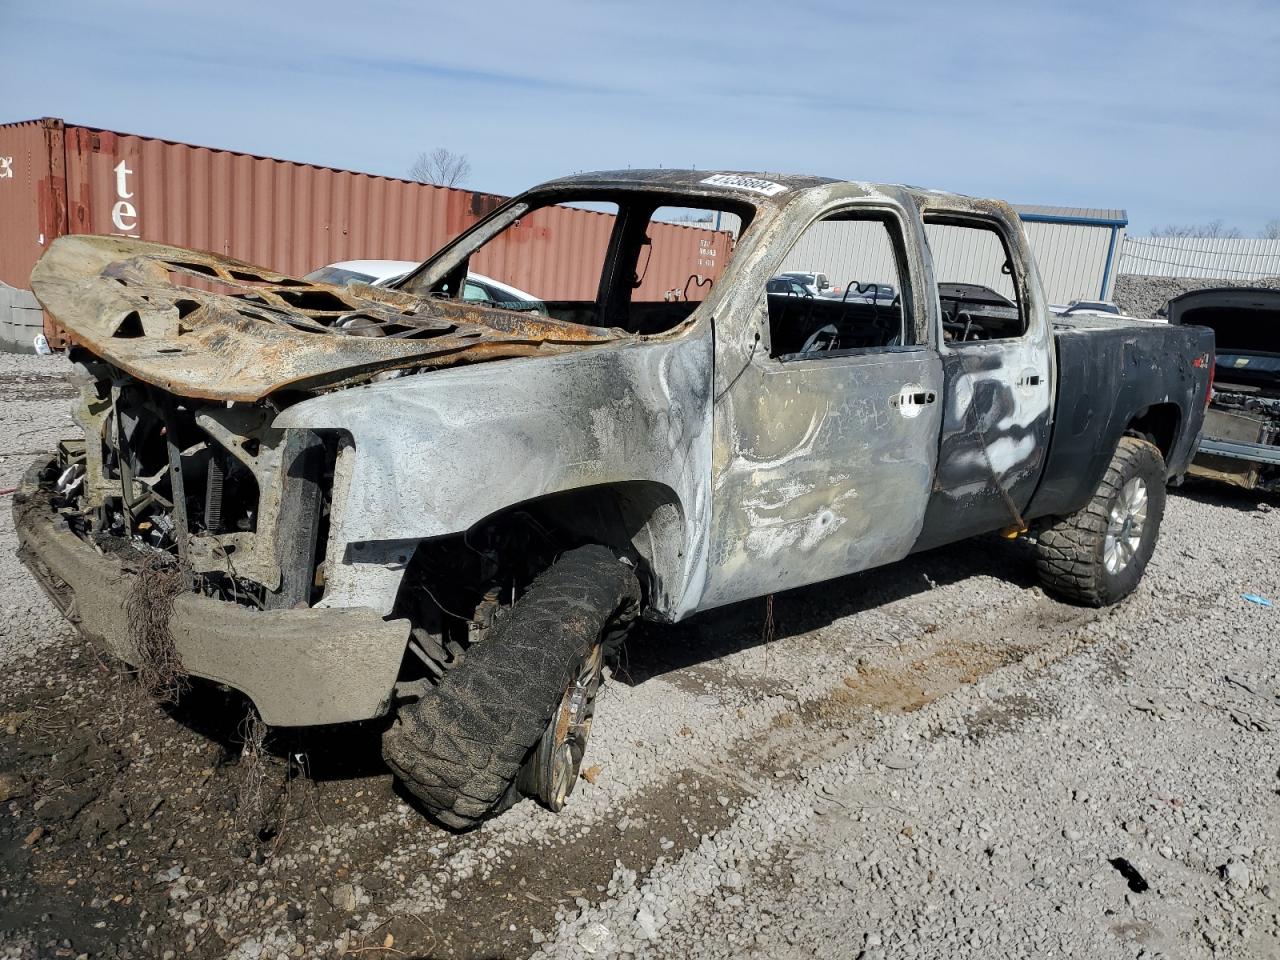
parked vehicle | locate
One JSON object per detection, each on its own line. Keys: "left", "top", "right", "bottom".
{"left": 16, "top": 169, "right": 1211, "bottom": 829}
{"left": 302, "top": 259, "right": 414, "bottom": 287}
{"left": 304, "top": 260, "right": 548, "bottom": 314}
{"left": 835, "top": 280, "right": 898, "bottom": 303}
{"left": 779, "top": 270, "right": 831, "bottom": 294}
{"left": 1050, "top": 299, "right": 1122, "bottom": 317}
{"left": 1167, "top": 287, "right": 1280, "bottom": 493}
{"left": 766, "top": 276, "right": 815, "bottom": 298}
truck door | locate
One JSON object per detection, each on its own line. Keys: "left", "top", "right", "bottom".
{"left": 700, "top": 203, "right": 944, "bottom": 609}
{"left": 910, "top": 212, "right": 1054, "bottom": 551}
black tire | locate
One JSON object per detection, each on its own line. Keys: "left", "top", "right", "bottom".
{"left": 1034, "top": 436, "right": 1167, "bottom": 607}
{"left": 381, "top": 545, "right": 640, "bottom": 829}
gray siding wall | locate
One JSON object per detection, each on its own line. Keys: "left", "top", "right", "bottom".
{"left": 0, "top": 282, "right": 44, "bottom": 354}
{"left": 779, "top": 216, "right": 1120, "bottom": 305}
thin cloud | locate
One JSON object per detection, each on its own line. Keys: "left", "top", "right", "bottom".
{"left": 2, "top": 0, "right": 1277, "bottom": 231}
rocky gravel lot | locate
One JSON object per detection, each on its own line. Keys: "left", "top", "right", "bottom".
{"left": 1, "top": 351, "right": 1277, "bottom": 959}
{"left": 1112, "top": 275, "right": 1280, "bottom": 320}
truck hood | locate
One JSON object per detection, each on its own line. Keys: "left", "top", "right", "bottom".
{"left": 29, "top": 235, "right": 627, "bottom": 402}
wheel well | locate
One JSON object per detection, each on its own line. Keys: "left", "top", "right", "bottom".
{"left": 1124, "top": 403, "right": 1181, "bottom": 461}
{"left": 396, "top": 481, "right": 686, "bottom": 623}
{"left": 389, "top": 482, "right": 684, "bottom": 691}
{"left": 485, "top": 481, "right": 687, "bottom": 610}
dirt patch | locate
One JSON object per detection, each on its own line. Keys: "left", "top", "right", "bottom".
{"left": 0, "top": 625, "right": 747, "bottom": 958}
{"left": 799, "top": 639, "right": 1027, "bottom": 726}
{"left": 964, "top": 693, "right": 1050, "bottom": 740}
{"left": 392, "top": 769, "right": 745, "bottom": 958}
{"left": 718, "top": 597, "right": 1101, "bottom": 783}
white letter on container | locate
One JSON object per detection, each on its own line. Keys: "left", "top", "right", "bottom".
{"left": 112, "top": 200, "right": 138, "bottom": 234}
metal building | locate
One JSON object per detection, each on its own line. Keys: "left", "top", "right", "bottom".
{"left": 780, "top": 203, "right": 1128, "bottom": 305}
{"left": 1016, "top": 205, "right": 1127, "bottom": 303}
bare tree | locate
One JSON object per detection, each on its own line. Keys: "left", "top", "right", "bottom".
{"left": 1149, "top": 220, "right": 1243, "bottom": 239}
{"left": 408, "top": 148, "right": 472, "bottom": 188}
{"left": 1261, "top": 219, "right": 1280, "bottom": 240}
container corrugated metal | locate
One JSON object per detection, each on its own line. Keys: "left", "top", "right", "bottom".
{"left": 0, "top": 118, "right": 731, "bottom": 343}
{"left": 1119, "top": 236, "right": 1280, "bottom": 280}
{"left": 0, "top": 119, "right": 67, "bottom": 294}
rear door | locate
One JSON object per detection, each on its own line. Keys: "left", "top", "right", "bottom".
{"left": 911, "top": 210, "right": 1054, "bottom": 550}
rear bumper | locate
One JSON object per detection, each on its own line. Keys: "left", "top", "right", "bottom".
{"left": 1197, "top": 436, "right": 1280, "bottom": 465}
{"left": 13, "top": 457, "right": 409, "bottom": 727}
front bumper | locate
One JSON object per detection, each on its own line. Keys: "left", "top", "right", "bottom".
{"left": 13, "top": 458, "right": 409, "bottom": 727}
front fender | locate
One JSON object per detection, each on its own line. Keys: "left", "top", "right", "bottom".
{"left": 274, "top": 332, "right": 715, "bottom": 618}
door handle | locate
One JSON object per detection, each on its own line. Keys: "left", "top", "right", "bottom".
{"left": 891, "top": 386, "right": 937, "bottom": 417}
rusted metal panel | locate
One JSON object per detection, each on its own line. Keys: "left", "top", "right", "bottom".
{"left": 2, "top": 119, "right": 733, "bottom": 345}
{"left": 14, "top": 459, "right": 409, "bottom": 726}
{"left": 0, "top": 118, "right": 65, "bottom": 293}
{"left": 56, "top": 123, "right": 496, "bottom": 281}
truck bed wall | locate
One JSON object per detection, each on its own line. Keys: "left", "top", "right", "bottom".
{"left": 1025, "top": 321, "right": 1212, "bottom": 521}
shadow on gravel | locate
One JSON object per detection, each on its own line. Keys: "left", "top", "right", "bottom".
{"left": 157, "top": 532, "right": 1042, "bottom": 787}
{"left": 160, "top": 679, "right": 391, "bottom": 784}
{"left": 613, "top": 534, "right": 1039, "bottom": 687}
{"left": 1170, "top": 478, "right": 1279, "bottom": 513}
{"left": 170, "top": 681, "right": 518, "bottom": 833}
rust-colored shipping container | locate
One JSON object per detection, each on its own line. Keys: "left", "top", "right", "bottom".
{"left": 0, "top": 117, "right": 732, "bottom": 344}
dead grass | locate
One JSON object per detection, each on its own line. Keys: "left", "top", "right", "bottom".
{"left": 235, "top": 711, "right": 273, "bottom": 834}
{"left": 124, "top": 556, "right": 187, "bottom": 703}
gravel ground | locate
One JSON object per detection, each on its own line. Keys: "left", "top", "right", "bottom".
{"left": 1, "top": 352, "right": 1277, "bottom": 959}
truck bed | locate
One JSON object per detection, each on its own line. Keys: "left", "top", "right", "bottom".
{"left": 1027, "top": 315, "right": 1214, "bottom": 522}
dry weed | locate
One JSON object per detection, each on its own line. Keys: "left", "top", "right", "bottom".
{"left": 124, "top": 555, "right": 187, "bottom": 703}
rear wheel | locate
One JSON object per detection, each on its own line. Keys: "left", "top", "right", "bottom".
{"left": 381, "top": 545, "right": 639, "bottom": 829}
{"left": 1034, "top": 436, "right": 1166, "bottom": 606}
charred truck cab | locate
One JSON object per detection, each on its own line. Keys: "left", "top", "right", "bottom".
{"left": 15, "top": 171, "right": 1212, "bottom": 828}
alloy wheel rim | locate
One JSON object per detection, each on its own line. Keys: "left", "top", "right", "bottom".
{"left": 1104, "top": 477, "right": 1149, "bottom": 575}
{"left": 541, "top": 645, "right": 603, "bottom": 810}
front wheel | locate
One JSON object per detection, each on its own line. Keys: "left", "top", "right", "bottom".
{"left": 1034, "top": 436, "right": 1167, "bottom": 607}
{"left": 381, "top": 545, "right": 639, "bottom": 829}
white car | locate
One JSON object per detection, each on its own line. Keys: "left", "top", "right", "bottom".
{"left": 303, "top": 260, "right": 547, "bottom": 314}
{"left": 1049, "top": 299, "right": 1122, "bottom": 317}
{"left": 779, "top": 270, "right": 831, "bottom": 295}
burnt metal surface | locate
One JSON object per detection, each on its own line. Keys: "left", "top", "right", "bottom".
{"left": 275, "top": 330, "right": 716, "bottom": 619}
{"left": 699, "top": 180, "right": 944, "bottom": 608}
{"left": 909, "top": 200, "right": 1056, "bottom": 552}
{"left": 30, "top": 234, "right": 627, "bottom": 401}
{"left": 13, "top": 459, "right": 409, "bottom": 726}
{"left": 13, "top": 168, "right": 1218, "bottom": 732}
{"left": 1024, "top": 316, "right": 1212, "bottom": 519}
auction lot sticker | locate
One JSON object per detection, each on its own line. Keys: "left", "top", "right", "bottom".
{"left": 700, "top": 174, "right": 787, "bottom": 196}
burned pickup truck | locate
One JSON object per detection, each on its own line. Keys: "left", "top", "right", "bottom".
{"left": 15, "top": 170, "right": 1212, "bottom": 828}
{"left": 1167, "top": 287, "right": 1280, "bottom": 493}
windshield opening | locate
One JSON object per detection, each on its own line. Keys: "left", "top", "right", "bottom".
{"left": 402, "top": 193, "right": 754, "bottom": 335}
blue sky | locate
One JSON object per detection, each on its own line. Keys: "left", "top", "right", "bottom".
{"left": 4, "top": 0, "right": 1278, "bottom": 232}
